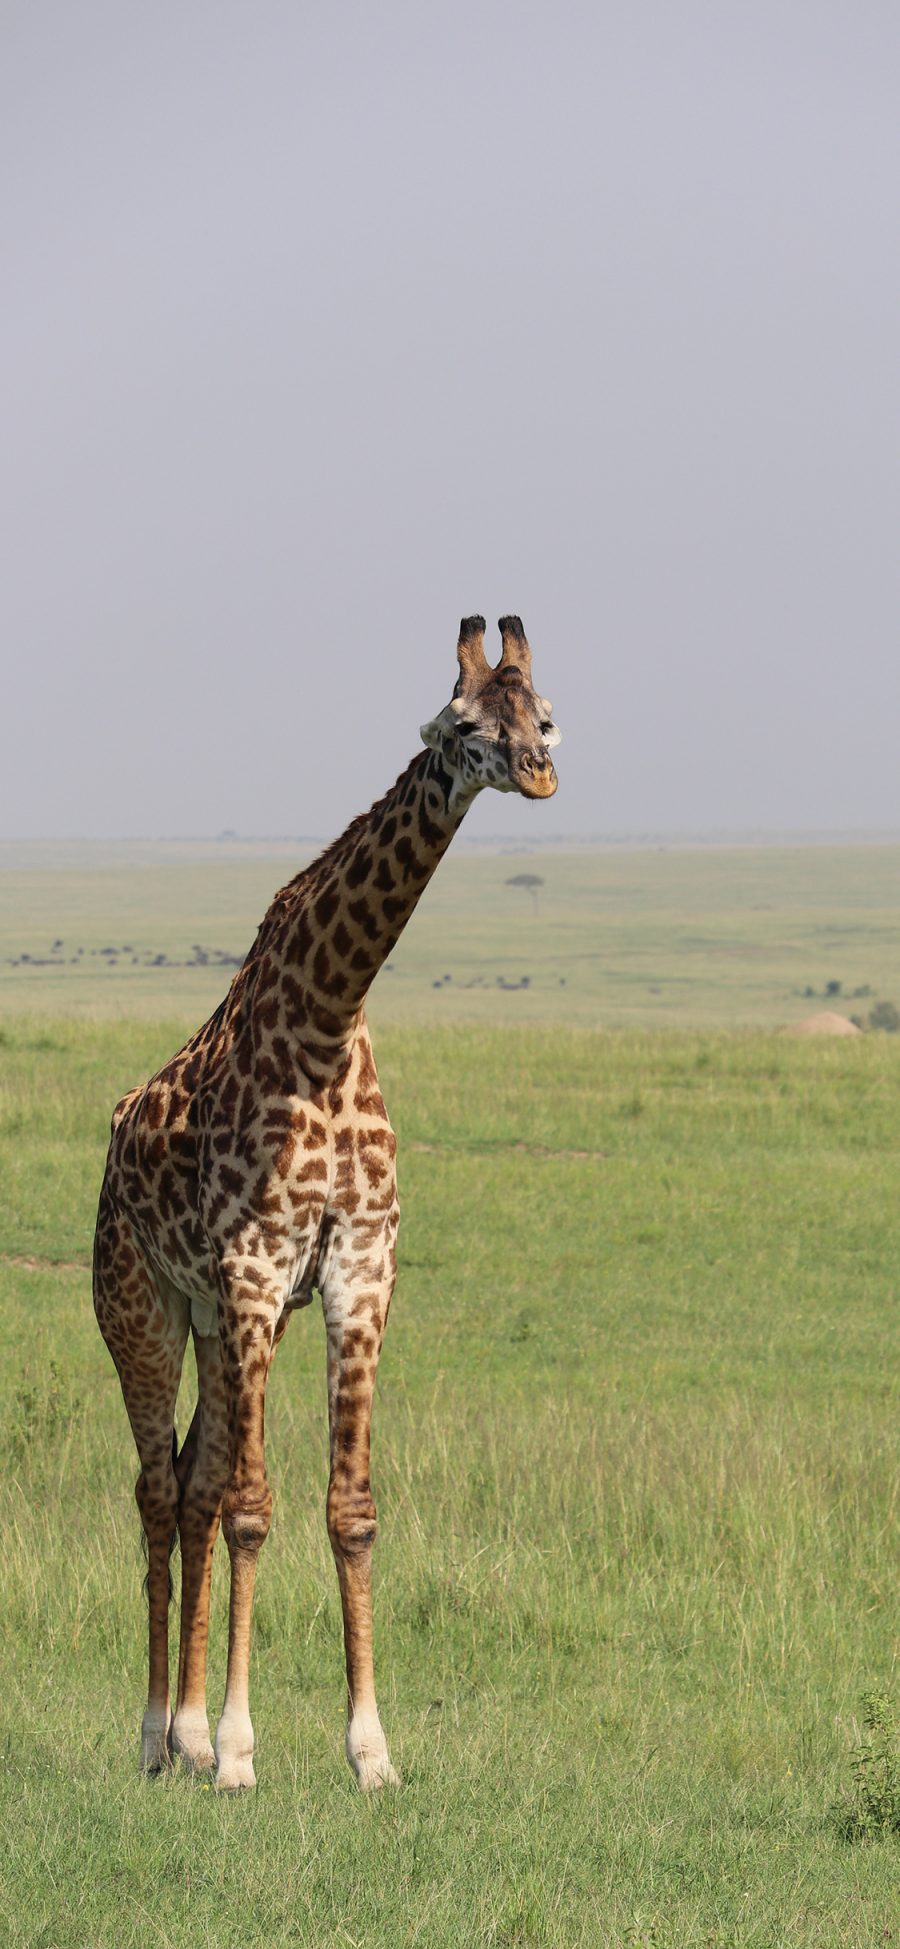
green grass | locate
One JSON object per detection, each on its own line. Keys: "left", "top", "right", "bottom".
{"left": 3, "top": 838, "right": 900, "bottom": 1027}
{"left": 1, "top": 1017, "right": 899, "bottom": 1944}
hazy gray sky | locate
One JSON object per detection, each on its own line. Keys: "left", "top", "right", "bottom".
{"left": 3, "top": 2, "right": 899, "bottom": 841}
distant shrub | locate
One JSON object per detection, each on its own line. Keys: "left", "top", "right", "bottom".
{"left": 825, "top": 979, "right": 842, "bottom": 997}
{"left": 869, "top": 1001, "right": 900, "bottom": 1034}
{"left": 833, "top": 1691, "right": 900, "bottom": 1843}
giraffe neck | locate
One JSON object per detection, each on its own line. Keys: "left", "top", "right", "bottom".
{"left": 252, "top": 749, "right": 477, "bottom": 1071}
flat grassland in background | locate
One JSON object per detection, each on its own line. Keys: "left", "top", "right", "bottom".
{"left": 1, "top": 1013, "right": 898, "bottom": 1946}
{"left": 1, "top": 844, "right": 898, "bottom": 1943}
{"left": 3, "top": 837, "right": 900, "bottom": 1027}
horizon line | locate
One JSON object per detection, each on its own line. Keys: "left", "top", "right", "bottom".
{"left": 4, "top": 826, "right": 900, "bottom": 849}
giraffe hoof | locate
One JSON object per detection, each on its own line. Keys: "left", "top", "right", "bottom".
{"left": 346, "top": 1718, "right": 399, "bottom": 1791}
{"left": 353, "top": 1755, "right": 400, "bottom": 1792}
{"left": 171, "top": 1711, "right": 215, "bottom": 1772}
{"left": 141, "top": 1709, "right": 173, "bottom": 1775}
{"left": 215, "top": 1757, "right": 257, "bottom": 1792}
{"left": 214, "top": 1710, "right": 256, "bottom": 1790}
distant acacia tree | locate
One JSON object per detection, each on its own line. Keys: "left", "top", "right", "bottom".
{"left": 505, "top": 872, "right": 544, "bottom": 917}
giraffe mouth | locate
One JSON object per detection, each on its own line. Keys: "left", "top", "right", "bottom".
{"left": 512, "top": 750, "right": 558, "bottom": 800}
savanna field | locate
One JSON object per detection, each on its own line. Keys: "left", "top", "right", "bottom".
{"left": 1, "top": 843, "right": 899, "bottom": 1946}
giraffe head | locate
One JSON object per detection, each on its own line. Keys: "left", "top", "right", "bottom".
{"left": 420, "top": 616, "right": 561, "bottom": 800}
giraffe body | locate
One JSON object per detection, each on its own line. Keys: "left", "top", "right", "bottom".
{"left": 93, "top": 616, "right": 560, "bottom": 1789}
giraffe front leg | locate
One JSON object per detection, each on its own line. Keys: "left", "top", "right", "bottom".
{"left": 213, "top": 1268, "right": 279, "bottom": 1792}
{"left": 323, "top": 1269, "right": 399, "bottom": 1791}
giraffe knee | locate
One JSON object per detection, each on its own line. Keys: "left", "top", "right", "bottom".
{"left": 327, "top": 1487, "right": 377, "bottom": 1558}
{"left": 222, "top": 1482, "right": 273, "bottom": 1556}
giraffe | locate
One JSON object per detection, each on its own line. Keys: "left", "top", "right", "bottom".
{"left": 93, "top": 615, "right": 561, "bottom": 1792}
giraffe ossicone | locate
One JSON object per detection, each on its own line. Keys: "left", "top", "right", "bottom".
{"left": 93, "top": 615, "right": 560, "bottom": 1791}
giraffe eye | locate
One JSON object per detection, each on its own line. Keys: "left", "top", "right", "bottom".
{"left": 456, "top": 720, "right": 478, "bottom": 736}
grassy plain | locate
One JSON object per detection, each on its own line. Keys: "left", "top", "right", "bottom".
{"left": 3, "top": 837, "right": 900, "bottom": 1027}
{"left": 1, "top": 1001, "right": 899, "bottom": 1945}
{"left": 1, "top": 843, "right": 899, "bottom": 1942}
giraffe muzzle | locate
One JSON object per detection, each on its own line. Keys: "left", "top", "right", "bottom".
{"left": 512, "top": 746, "right": 558, "bottom": 800}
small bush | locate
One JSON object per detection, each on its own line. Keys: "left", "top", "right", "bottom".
{"left": 8, "top": 1360, "right": 84, "bottom": 1468}
{"left": 869, "top": 1000, "right": 900, "bottom": 1034}
{"left": 833, "top": 1692, "right": 900, "bottom": 1842}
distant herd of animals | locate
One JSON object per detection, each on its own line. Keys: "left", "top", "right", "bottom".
{"left": 9, "top": 942, "right": 551, "bottom": 991}
{"left": 8, "top": 944, "right": 243, "bottom": 970}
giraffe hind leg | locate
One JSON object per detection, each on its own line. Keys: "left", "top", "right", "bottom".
{"left": 93, "top": 1207, "right": 190, "bottom": 1773}
{"left": 140, "top": 1424, "right": 179, "bottom": 1605}
{"left": 171, "top": 1327, "right": 230, "bottom": 1771}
